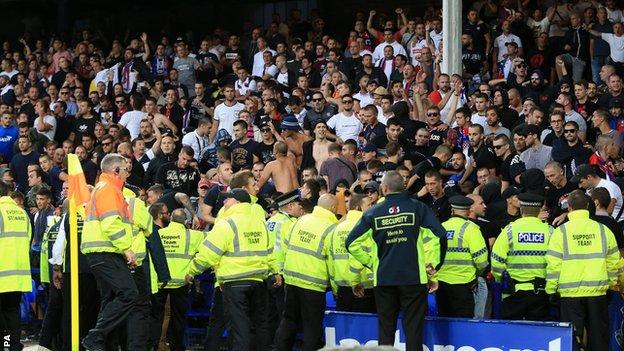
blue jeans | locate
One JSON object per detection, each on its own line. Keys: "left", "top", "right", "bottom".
{"left": 473, "top": 276, "right": 491, "bottom": 319}
{"left": 592, "top": 56, "right": 609, "bottom": 85}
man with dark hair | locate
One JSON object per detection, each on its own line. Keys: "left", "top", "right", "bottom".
{"left": 418, "top": 170, "right": 452, "bottom": 223}
{"left": 459, "top": 123, "right": 498, "bottom": 186}
{"left": 155, "top": 145, "right": 201, "bottom": 197}
{"left": 590, "top": 187, "right": 624, "bottom": 254}
{"left": 229, "top": 119, "right": 261, "bottom": 172}
{"left": 551, "top": 121, "right": 592, "bottom": 178}
{"left": 319, "top": 142, "right": 357, "bottom": 191}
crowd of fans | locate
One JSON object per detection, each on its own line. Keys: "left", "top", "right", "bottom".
{"left": 6, "top": 0, "right": 624, "bottom": 347}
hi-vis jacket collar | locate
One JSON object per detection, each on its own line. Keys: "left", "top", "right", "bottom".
{"left": 100, "top": 173, "right": 125, "bottom": 190}
{"left": 344, "top": 210, "right": 363, "bottom": 222}
{"left": 312, "top": 206, "right": 338, "bottom": 224}
{"left": 222, "top": 202, "right": 252, "bottom": 217}
{"left": 568, "top": 209, "right": 590, "bottom": 220}
{"left": 0, "top": 196, "right": 17, "bottom": 205}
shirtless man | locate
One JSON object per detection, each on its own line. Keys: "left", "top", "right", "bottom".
{"left": 145, "top": 96, "right": 179, "bottom": 136}
{"left": 312, "top": 121, "right": 331, "bottom": 171}
{"left": 276, "top": 115, "right": 311, "bottom": 167}
{"left": 257, "top": 141, "right": 299, "bottom": 193}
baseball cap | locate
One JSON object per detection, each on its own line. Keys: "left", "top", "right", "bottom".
{"left": 505, "top": 41, "right": 519, "bottom": 48}
{"left": 570, "top": 164, "right": 598, "bottom": 183}
{"left": 198, "top": 178, "right": 211, "bottom": 189}
{"left": 373, "top": 87, "right": 388, "bottom": 96}
{"left": 363, "top": 181, "right": 380, "bottom": 193}
{"left": 206, "top": 168, "right": 218, "bottom": 180}
{"left": 362, "top": 143, "right": 377, "bottom": 153}
{"left": 221, "top": 188, "right": 251, "bottom": 203}
{"left": 610, "top": 97, "right": 624, "bottom": 109}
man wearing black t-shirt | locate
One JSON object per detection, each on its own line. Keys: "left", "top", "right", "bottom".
{"left": 200, "top": 163, "right": 233, "bottom": 228}
{"left": 460, "top": 124, "right": 498, "bottom": 185}
{"left": 543, "top": 161, "right": 577, "bottom": 225}
{"left": 70, "top": 100, "right": 97, "bottom": 146}
{"left": 492, "top": 134, "right": 525, "bottom": 191}
{"left": 257, "top": 120, "right": 276, "bottom": 164}
{"left": 229, "top": 120, "right": 261, "bottom": 172}
{"left": 155, "top": 146, "right": 201, "bottom": 197}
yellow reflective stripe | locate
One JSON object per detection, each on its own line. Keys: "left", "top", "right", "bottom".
{"left": 224, "top": 250, "right": 269, "bottom": 257}
{"left": 443, "top": 259, "right": 475, "bottom": 266}
{"left": 287, "top": 245, "right": 326, "bottom": 259}
{"left": 546, "top": 249, "right": 563, "bottom": 259}
{"left": 506, "top": 224, "right": 513, "bottom": 250}
{"left": 0, "top": 269, "right": 30, "bottom": 277}
{"left": 349, "top": 265, "right": 361, "bottom": 274}
{"left": 334, "top": 280, "right": 351, "bottom": 287}
{"left": 109, "top": 230, "right": 127, "bottom": 241}
{"left": 0, "top": 232, "right": 29, "bottom": 238}
{"left": 456, "top": 221, "right": 471, "bottom": 248}
{"left": 169, "top": 253, "right": 194, "bottom": 259}
{"left": 184, "top": 229, "right": 191, "bottom": 256}
{"left": 220, "top": 268, "right": 268, "bottom": 281}
{"left": 507, "top": 263, "right": 546, "bottom": 269}
{"left": 203, "top": 240, "right": 225, "bottom": 256}
{"left": 192, "top": 260, "right": 207, "bottom": 273}
{"left": 283, "top": 269, "right": 328, "bottom": 285}
{"left": 331, "top": 253, "right": 349, "bottom": 260}
{"left": 81, "top": 241, "right": 114, "bottom": 249}
{"left": 608, "top": 246, "right": 619, "bottom": 256}
{"left": 558, "top": 280, "right": 609, "bottom": 289}
{"left": 546, "top": 272, "right": 560, "bottom": 280}
{"left": 167, "top": 278, "right": 187, "bottom": 285}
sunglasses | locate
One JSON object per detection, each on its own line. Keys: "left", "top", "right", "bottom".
{"left": 564, "top": 129, "right": 577, "bottom": 134}
{"left": 102, "top": 141, "right": 112, "bottom": 146}
{"left": 342, "top": 100, "right": 353, "bottom": 104}
{"left": 427, "top": 112, "right": 439, "bottom": 117}
{"left": 493, "top": 144, "right": 506, "bottom": 149}
{"left": 60, "top": 91, "right": 69, "bottom": 95}
{"left": 115, "top": 101, "right": 125, "bottom": 104}
{"left": 261, "top": 128, "right": 271, "bottom": 133}
{"left": 312, "top": 98, "right": 323, "bottom": 102}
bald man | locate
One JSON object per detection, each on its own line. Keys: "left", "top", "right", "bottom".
{"left": 276, "top": 193, "right": 338, "bottom": 351}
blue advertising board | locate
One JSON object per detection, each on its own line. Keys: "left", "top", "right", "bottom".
{"left": 324, "top": 311, "right": 574, "bottom": 350}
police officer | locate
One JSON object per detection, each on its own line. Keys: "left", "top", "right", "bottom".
{"left": 437, "top": 195, "right": 489, "bottom": 318}
{"left": 266, "top": 190, "right": 306, "bottom": 341}
{"left": 275, "top": 194, "right": 338, "bottom": 351}
{"left": 328, "top": 193, "right": 376, "bottom": 313}
{"left": 546, "top": 190, "right": 620, "bottom": 351}
{"left": 81, "top": 154, "right": 137, "bottom": 350}
{"left": 0, "top": 180, "right": 32, "bottom": 351}
{"left": 491, "top": 193, "right": 553, "bottom": 321}
{"left": 187, "top": 189, "right": 280, "bottom": 351}
{"left": 346, "top": 171, "right": 447, "bottom": 351}
{"left": 151, "top": 208, "right": 204, "bottom": 351}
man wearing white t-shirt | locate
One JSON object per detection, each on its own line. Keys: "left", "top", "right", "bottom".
{"left": 252, "top": 37, "right": 276, "bottom": 78}
{"left": 182, "top": 117, "right": 211, "bottom": 162}
{"left": 118, "top": 95, "right": 147, "bottom": 140}
{"left": 470, "top": 93, "right": 489, "bottom": 128}
{"left": 588, "top": 23, "right": 624, "bottom": 64}
{"left": 492, "top": 19, "right": 523, "bottom": 69}
{"left": 573, "top": 164, "right": 624, "bottom": 220}
{"left": 372, "top": 28, "right": 407, "bottom": 64}
{"left": 210, "top": 85, "right": 245, "bottom": 141}
{"left": 326, "top": 95, "right": 363, "bottom": 142}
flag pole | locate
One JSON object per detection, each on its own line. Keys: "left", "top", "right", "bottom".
{"left": 67, "top": 153, "right": 87, "bottom": 351}
{"left": 69, "top": 196, "right": 79, "bottom": 351}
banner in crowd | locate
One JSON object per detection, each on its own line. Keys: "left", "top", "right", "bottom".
{"left": 324, "top": 311, "right": 574, "bottom": 350}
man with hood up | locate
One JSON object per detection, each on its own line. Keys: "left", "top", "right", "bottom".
{"left": 523, "top": 69, "right": 555, "bottom": 111}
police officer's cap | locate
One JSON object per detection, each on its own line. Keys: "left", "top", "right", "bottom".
{"left": 274, "top": 189, "right": 301, "bottom": 208}
{"left": 449, "top": 195, "right": 474, "bottom": 210}
{"left": 517, "top": 193, "right": 544, "bottom": 208}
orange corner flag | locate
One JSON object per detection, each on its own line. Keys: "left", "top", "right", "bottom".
{"left": 67, "top": 154, "right": 90, "bottom": 209}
